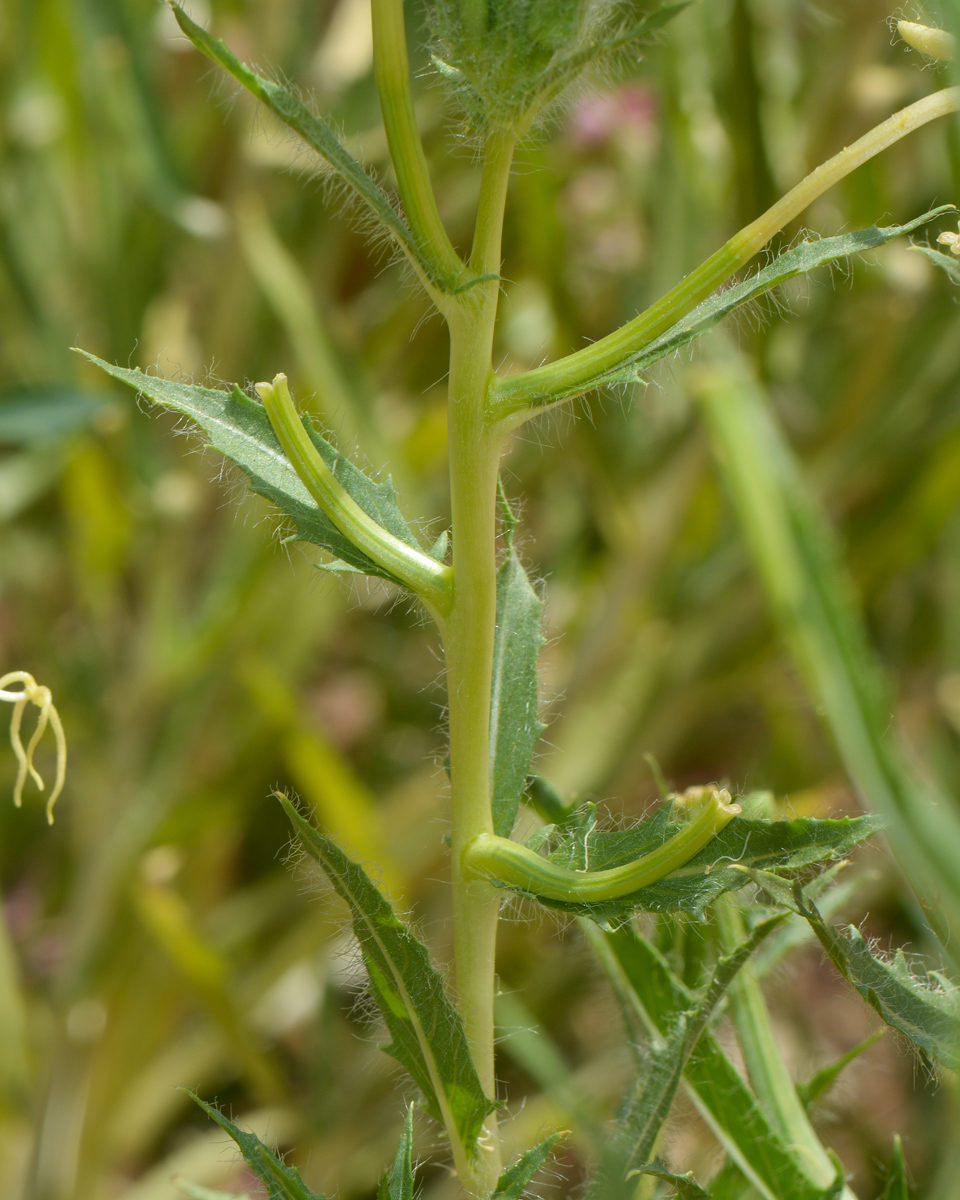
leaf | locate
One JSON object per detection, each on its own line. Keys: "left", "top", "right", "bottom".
{"left": 280, "top": 798, "right": 496, "bottom": 1160}
{"left": 490, "top": 506, "right": 546, "bottom": 836}
{"left": 882, "top": 1136, "right": 909, "bottom": 1200}
{"left": 791, "top": 894, "right": 960, "bottom": 1068}
{"left": 598, "top": 924, "right": 830, "bottom": 1200}
{"left": 546, "top": 208, "right": 954, "bottom": 403}
{"left": 593, "top": 917, "right": 786, "bottom": 1200}
{"left": 187, "top": 1093, "right": 323, "bottom": 1200}
{"left": 491, "top": 1134, "right": 561, "bottom": 1200}
{"left": 633, "top": 1163, "right": 711, "bottom": 1200}
{"left": 77, "top": 356, "right": 423, "bottom": 585}
{"left": 0, "top": 386, "right": 112, "bottom": 444}
{"left": 504, "top": 798, "right": 880, "bottom": 923}
{"left": 795, "top": 1028, "right": 884, "bottom": 1109}
{"left": 379, "top": 1107, "right": 415, "bottom": 1200}
{"left": 914, "top": 244, "right": 960, "bottom": 285}
{"left": 174, "top": 1180, "right": 252, "bottom": 1200}
{"left": 169, "top": 6, "right": 456, "bottom": 291}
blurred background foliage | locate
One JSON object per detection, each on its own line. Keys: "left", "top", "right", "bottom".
{"left": 3, "top": 0, "right": 960, "bottom": 1197}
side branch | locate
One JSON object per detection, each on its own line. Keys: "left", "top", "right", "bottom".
{"left": 488, "top": 87, "right": 960, "bottom": 423}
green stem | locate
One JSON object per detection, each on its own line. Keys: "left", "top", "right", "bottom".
{"left": 490, "top": 86, "right": 960, "bottom": 419}
{"left": 443, "top": 127, "right": 515, "bottom": 1194}
{"left": 715, "top": 897, "right": 839, "bottom": 1192}
{"left": 372, "top": 0, "right": 464, "bottom": 291}
{"left": 464, "top": 787, "right": 740, "bottom": 901}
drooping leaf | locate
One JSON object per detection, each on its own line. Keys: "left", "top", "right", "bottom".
{"left": 187, "top": 1094, "right": 323, "bottom": 1200}
{"left": 169, "top": 6, "right": 457, "bottom": 291}
{"left": 490, "top": 500, "right": 546, "bottom": 836}
{"left": 791, "top": 894, "right": 960, "bottom": 1068}
{"left": 539, "top": 208, "right": 954, "bottom": 403}
{"left": 78, "top": 356, "right": 424, "bottom": 585}
{"left": 379, "top": 1107, "right": 415, "bottom": 1200}
{"left": 882, "top": 1136, "right": 909, "bottom": 1200}
{"left": 280, "top": 798, "right": 496, "bottom": 1159}
{"left": 491, "top": 1134, "right": 561, "bottom": 1200}
{"left": 597, "top": 924, "right": 830, "bottom": 1200}
{"left": 592, "top": 917, "right": 785, "bottom": 1200}
{"left": 633, "top": 1163, "right": 711, "bottom": 1200}
{"left": 914, "top": 244, "right": 960, "bottom": 285}
{"left": 795, "top": 1028, "right": 884, "bottom": 1109}
{"left": 498, "top": 798, "right": 880, "bottom": 923}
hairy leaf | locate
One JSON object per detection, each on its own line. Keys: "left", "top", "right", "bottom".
{"left": 79, "top": 356, "right": 426, "bottom": 584}
{"left": 170, "top": 6, "right": 456, "bottom": 290}
{"left": 599, "top": 925, "right": 830, "bottom": 1200}
{"left": 593, "top": 918, "right": 784, "bottom": 1200}
{"left": 490, "top": 512, "right": 546, "bottom": 836}
{"left": 492, "top": 1134, "right": 561, "bottom": 1200}
{"left": 507, "top": 799, "right": 880, "bottom": 922}
{"left": 543, "top": 208, "right": 953, "bottom": 402}
{"left": 634, "top": 1164, "right": 711, "bottom": 1200}
{"left": 793, "top": 894, "right": 960, "bottom": 1068}
{"left": 281, "top": 799, "right": 496, "bottom": 1158}
{"left": 379, "top": 1107, "right": 415, "bottom": 1200}
{"left": 187, "top": 1094, "right": 323, "bottom": 1200}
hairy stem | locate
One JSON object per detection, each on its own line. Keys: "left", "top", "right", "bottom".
{"left": 444, "top": 128, "right": 515, "bottom": 1194}
{"left": 490, "top": 86, "right": 960, "bottom": 418}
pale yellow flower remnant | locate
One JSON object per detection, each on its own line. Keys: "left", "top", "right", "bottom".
{"left": 898, "top": 20, "right": 956, "bottom": 63}
{"left": 0, "top": 671, "right": 66, "bottom": 824}
{"left": 938, "top": 223, "right": 960, "bottom": 255}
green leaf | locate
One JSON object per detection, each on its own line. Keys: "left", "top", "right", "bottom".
{"left": 548, "top": 208, "right": 954, "bottom": 402}
{"left": 491, "top": 1134, "right": 561, "bottom": 1200}
{"left": 490, "top": 503, "right": 546, "bottom": 836}
{"left": 882, "top": 1136, "right": 909, "bottom": 1200}
{"left": 0, "top": 386, "right": 111, "bottom": 444}
{"left": 508, "top": 799, "right": 880, "bottom": 923}
{"left": 379, "top": 1107, "right": 415, "bottom": 1200}
{"left": 170, "top": 6, "right": 456, "bottom": 292}
{"left": 77, "top": 356, "right": 424, "bottom": 585}
{"left": 914, "top": 244, "right": 960, "bottom": 285}
{"left": 280, "top": 798, "right": 496, "bottom": 1160}
{"left": 186, "top": 1093, "right": 322, "bottom": 1200}
{"left": 795, "top": 1028, "right": 884, "bottom": 1109}
{"left": 594, "top": 918, "right": 785, "bottom": 1200}
{"left": 790, "top": 894, "right": 960, "bottom": 1068}
{"left": 598, "top": 924, "right": 830, "bottom": 1200}
{"left": 634, "top": 1163, "right": 711, "bottom": 1200}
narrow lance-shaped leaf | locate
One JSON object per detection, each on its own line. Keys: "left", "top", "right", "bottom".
{"left": 882, "top": 1136, "right": 909, "bottom": 1200}
{"left": 170, "top": 5, "right": 459, "bottom": 292}
{"left": 596, "top": 924, "right": 831, "bottom": 1200}
{"left": 491, "top": 1135, "right": 561, "bottom": 1200}
{"left": 914, "top": 243, "right": 960, "bottom": 285}
{"left": 78, "top": 356, "right": 427, "bottom": 586}
{"left": 186, "top": 1093, "right": 324, "bottom": 1200}
{"left": 484, "top": 795, "right": 880, "bottom": 924}
{"left": 594, "top": 209, "right": 954, "bottom": 395}
{"left": 379, "top": 1107, "right": 415, "bottom": 1200}
{"left": 592, "top": 916, "right": 786, "bottom": 1200}
{"left": 280, "top": 798, "right": 496, "bottom": 1163}
{"left": 795, "top": 1028, "right": 884, "bottom": 1110}
{"left": 490, "top": 487, "right": 546, "bottom": 836}
{"left": 631, "top": 1165, "right": 711, "bottom": 1200}
{"left": 787, "top": 887, "right": 960, "bottom": 1069}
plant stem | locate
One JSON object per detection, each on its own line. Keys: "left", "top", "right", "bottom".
{"left": 372, "top": 0, "right": 464, "bottom": 289}
{"left": 715, "top": 898, "right": 840, "bottom": 1193}
{"left": 444, "top": 126, "right": 515, "bottom": 1194}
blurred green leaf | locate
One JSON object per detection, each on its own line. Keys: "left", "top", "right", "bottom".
{"left": 0, "top": 387, "right": 110, "bottom": 444}
{"left": 174, "top": 1178, "right": 253, "bottom": 1200}
{"left": 795, "top": 1028, "right": 884, "bottom": 1109}
{"left": 280, "top": 798, "right": 496, "bottom": 1160}
{"left": 633, "top": 1163, "right": 711, "bottom": 1200}
{"left": 187, "top": 1094, "right": 323, "bottom": 1200}
{"left": 882, "top": 1136, "right": 909, "bottom": 1200}
{"left": 914, "top": 245, "right": 960, "bottom": 285}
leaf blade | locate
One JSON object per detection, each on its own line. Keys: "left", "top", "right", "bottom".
{"left": 280, "top": 798, "right": 496, "bottom": 1161}
{"left": 379, "top": 1107, "right": 415, "bottom": 1200}
{"left": 491, "top": 1135, "right": 561, "bottom": 1200}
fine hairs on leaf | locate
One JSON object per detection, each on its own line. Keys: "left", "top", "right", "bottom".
{"left": 185, "top": 1093, "right": 325, "bottom": 1200}
{"left": 491, "top": 1134, "right": 562, "bottom": 1200}
{"left": 279, "top": 797, "right": 496, "bottom": 1166}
